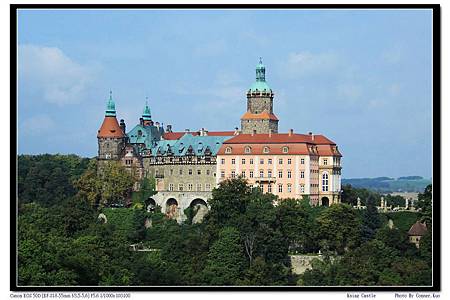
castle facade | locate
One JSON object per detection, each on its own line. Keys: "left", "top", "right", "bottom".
{"left": 97, "top": 60, "right": 342, "bottom": 221}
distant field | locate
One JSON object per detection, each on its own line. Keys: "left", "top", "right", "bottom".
{"left": 342, "top": 177, "right": 431, "bottom": 193}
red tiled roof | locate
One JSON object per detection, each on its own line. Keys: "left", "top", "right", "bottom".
{"left": 241, "top": 111, "right": 279, "bottom": 121}
{"left": 97, "top": 116, "right": 125, "bottom": 138}
{"left": 163, "top": 131, "right": 235, "bottom": 140}
{"left": 223, "top": 133, "right": 335, "bottom": 145}
{"left": 219, "top": 133, "right": 341, "bottom": 156}
{"left": 408, "top": 222, "right": 428, "bottom": 236}
{"left": 217, "top": 143, "right": 314, "bottom": 155}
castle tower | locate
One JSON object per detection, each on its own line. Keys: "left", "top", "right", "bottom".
{"left": 241, "top": 58, "right": 279, "bottom": 134}
{"left": 97, "top": 91, "right": 125, "bottom": 160}
{"left": 142, "top": 98, "right": 153, "bottom": 126}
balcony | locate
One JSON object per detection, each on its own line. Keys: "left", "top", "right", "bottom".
{"left": 255, "top": 176, "right": 277, "bottom": 183}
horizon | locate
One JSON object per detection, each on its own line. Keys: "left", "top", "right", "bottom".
{"left": 17, "top": 9, "right": 433, "bottom": 178}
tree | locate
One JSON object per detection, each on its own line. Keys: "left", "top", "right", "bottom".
{"left": 361, "top": 195, "right": 382, "bottom": 242}
{"left": 316, "top": 204, "right": 362, "bottom": 254}
{"left": 202, "top": 227, "right": 246, "bottom": 285}
{"left": 416, "top": 184, "right": 432, "bottom": 225}
{"left": 75, "top": 160, "right": 136, "bottom": 208}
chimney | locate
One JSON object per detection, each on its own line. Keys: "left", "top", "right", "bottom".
{"left": 269, "top": 129, "right": 272, "bottom": 138}
{"left": 289, "top": 129, "right": 293, "bottom": 136}
{"left": 234, "top": 127, "right": 239, "bottom": 135}
{"left": 119, "top": 119, "right": 126, "bottom": 134}
{"left": 252, "top": 129, "right": 256, "bottom": 136}
{"left": 185, "top": 128, "right": 190, "bottom": 133}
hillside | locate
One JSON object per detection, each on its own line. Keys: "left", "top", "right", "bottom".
{"left": 342, "top": 176, "right": 431, "bottom": 193}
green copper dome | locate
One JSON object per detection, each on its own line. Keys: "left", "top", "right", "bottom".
{"left": 105, "top": 91, "right": 116, "bottom": 117}
{"left": 249, "top": 58, "right": 271, "bottom": 92}
{"left": 142, "top": 99, "right": 152, "bottom": 121}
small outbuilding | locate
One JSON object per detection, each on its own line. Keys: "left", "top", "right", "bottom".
{"left": 408, "top": 221, "right": 428, "bottom": 248}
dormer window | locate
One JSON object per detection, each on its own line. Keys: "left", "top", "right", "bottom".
{"left": 282, "top": 146, "right": 289, "bottom": 154}
{"left": 245, "top": 146, "right": 252, "bottom": 154}
{"left": 225, "top": 147, "right": 232, "bottom": 154}
{"left": 138, "top": 130, "right": 143, "bottom": 137}
{"left": 263, "top": 146, "right": 270, "bottom": 154}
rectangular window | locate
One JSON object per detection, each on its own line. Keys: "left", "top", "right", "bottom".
{"left": 241, "top": 171, "right": 246, "bottom": 177}
{"left": 242, "top": 158, "right": 246, "bottom": 164}
{"left": 197, "top": 169, "right": 201, "bottom": 175}
{"left": 221, "top": 158, "right": 225, "bottom": 164}
{"left": 268, "top": 158, "right": 272, "bottom": 164}
{"left": 268, "top": 170, "right": 272, "bottom": 178}
{"left": 287, "top": 170, "right": 292, "bottom": 178}
{"left": 205, "top": 183, "right": 211, "bottom": 191}
{"left": 221, "top": 170, "right": 225, "bottom": 178}
{"left": 197, "top": 183, "right": 202, "bottom": 191}
{"left": 260, "top": 159, "right": 264, "bottom": 164}
{"left": 250, "top": 171, "right": 254, "bottom": 178}
{"left": 188, "top": 183, "right": 193, "bottom": 191}
{"left": 288, "top": 159, "right": 292, "bottom": 165}
{"left": 287, "top": 184, "right": 292, "bottom": 193}
{"left": 189, "top": 169, "right": 193, "bottom": 175}
{"left": 324, "top": 159, "right": 328, "bottom": 166}
{"left": 260, "top": 170, "right": 264, "bottom": 178}
{"left": 169, "top": 183, "right": 174, "bottom": 191}
{"left": 300, "top": 184, "right": 305, "bottom": 193}
{"left": 278, "top": 184, "right": 283, "bottom": 193}
{"left": 178, "top": 183, "right": 184, "bottom": 191}
{"left": 206, "top": 169, "right": 210, "bottom": 175}
{"left": 278, "top": 170, "right": 283, "bottom": 178}
{"left": 279, "top": 158, "right": 283, "bottom": 165}
{"left": 232, "top": 159, "right": 236, "bottom": 164}
{"left": 301, "top": 158, "right": 305, "bottom": 164}
{"left": 179, "top": 169, "right": 183, "bottom": 175}
{"left": 170, "top": 169, "right": 174, "bottom": 175}
{"left": 301, "top": 171, "right": 305, "bottom": 178}
{"left": 268, "top": 184, "right": 272, "bottom": 193}
{"left": 231, "top": 171, "right": 236, "bottom": 178}
{"left": 250, "top": 159, "right": 254, "bottom": 164}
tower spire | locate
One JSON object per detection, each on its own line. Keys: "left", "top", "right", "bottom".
{"left": 105, "top": 90, "right": 116, "bottom": 117}
{"left": 142, "top": 97, "right": 152, "bottom": 121}
{"left": 256, "top": 57, "right": 265, "bottom": 82}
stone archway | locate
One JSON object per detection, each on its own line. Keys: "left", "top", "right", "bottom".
{"left": 321, "top": 197, "right": 330, "bottom": 207}
{"left": 146, "top": 198, "right": 156, "bottom": 212}
{"left": 190, "top": 198, "right": 208, "bottom": 224}
{"left": 166, "top": 198, "right": 179, "bottom": 219}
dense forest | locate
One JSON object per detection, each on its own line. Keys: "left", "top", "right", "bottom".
{"left": 17, "top": 154, "right": 433, "bottom": 286}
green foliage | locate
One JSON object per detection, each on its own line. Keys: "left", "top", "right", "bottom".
{"left": 383, "top": 211, "right": 420, "bottom": 232}
{"left": 417, "top": 184, "right": 432, "bottom": 225}
{"left": 75, "top": 160, "right": 136, "bottom": 208}
{"left": 131, "top": 176, "right": 156, "bottom": 205}
{"left": 202, "top": 227, "right": 246, "bottom": 285}
{"left": 316, "top": 204, "right": 362, "bottom": 254}
{"left": 361, "top": 195, "right": 382, "bottom": 242}
{"left": 341, "top": 184, "right": 381, "bottom": 206}
{"left": 384, "top": 194, "right": 407, "bottom": 207}
{"left": 18, "top": 154, "right": 91, "bottom": 207}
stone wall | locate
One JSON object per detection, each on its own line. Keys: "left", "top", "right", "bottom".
{"left": 247, "top": 94, "right": 274, "bottom": 114}
{"left": 289, "top": 255, "right": 324, "bottom": 275}
{"left": 98, "top": 137, "right": 124, "bottom": 160}
{"left": 241, "top": 118, "right": 279, "bottom": 134}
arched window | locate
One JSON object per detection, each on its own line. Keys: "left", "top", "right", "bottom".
{"left": 282, "top": 146, "right": 289, "bottom": 153}
{"left": 225, "top": 147, "right": 232, "bottom": 154}
{"left": 322, "top": 172, "right": 329, "bottom": 192}
{"left": 263, "top": 146, "right": 270, "bottom": 153}
{"left": 245, "top": 146, "right": 252, "bottom": 154}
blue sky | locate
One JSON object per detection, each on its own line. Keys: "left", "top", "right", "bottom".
{"left": 17, "top": 9, "right": 433, "bottom": 178}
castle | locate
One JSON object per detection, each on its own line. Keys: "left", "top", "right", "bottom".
{"left": 97, "top": 59, "right": 342, "bottom": 221}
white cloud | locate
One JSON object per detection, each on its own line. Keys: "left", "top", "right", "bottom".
{"left": 18, "top": 44, "right": 95, "bottom": 105}
{"left": 282, "top": 51, "right": 340, "bottom": 77}
{"left": 337, "top": 83, "right": 363, "bottom": 100}
{"left": 20, "top": 114, "right": 55, "bottom": 136}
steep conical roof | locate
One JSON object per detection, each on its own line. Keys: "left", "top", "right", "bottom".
{"left": 97, "top": 91, "right": 124, "bottom": 138}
